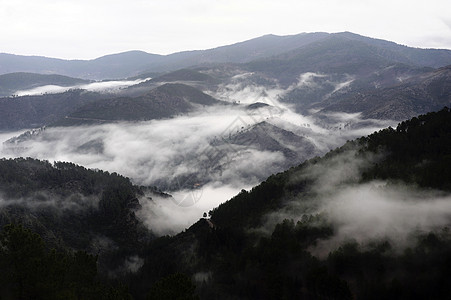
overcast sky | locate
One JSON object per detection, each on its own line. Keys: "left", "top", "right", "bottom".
{"left": 1, "top": 0, "right": 450, "bottom": 60}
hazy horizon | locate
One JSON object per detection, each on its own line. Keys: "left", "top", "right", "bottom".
{"left": 2, "top": 30, "right": 451, "bottom": 61}
{"left": 1, "top": 0, "right": 450, "bottom": 60}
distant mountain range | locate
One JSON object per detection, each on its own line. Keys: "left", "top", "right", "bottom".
{"left": 1, "top": 32, "right": 451, "bottom": 80}
{"left": 0, "top": 31, "right": 449, "bottom": 129}
{"left": 0, "top": 63, "right": 449, "bottom": 130}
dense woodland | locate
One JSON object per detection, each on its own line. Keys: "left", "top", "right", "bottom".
{"left": 0, "top": 224, "right": 132, "bottom": 299}
{"left": 1, "top": 31, "right": 451, "bottom": 299}
{"left": 0, "top": 108, "right": 450, "bottom": 299}
{"left": 0, "top": 158, "right": 152, "bottom": 278}
{"left": 131, "top": 107, "right": 451, "bottom": 299}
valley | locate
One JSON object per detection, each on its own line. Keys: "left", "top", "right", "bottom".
{"left": 0, "top": 32, "right": 450, "bottom": 298}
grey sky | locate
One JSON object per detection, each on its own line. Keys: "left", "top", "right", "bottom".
{"left": 1, "top": 0, "right": 450, "bottom": 59}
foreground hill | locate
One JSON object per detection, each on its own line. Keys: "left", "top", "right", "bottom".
{"left": 0, "top": 158, "right": 153, "bottom": 274}
{"left": 1, "top": 108, "right": 450, "bottom": 298}
{"left": 130, "top": 107, "right": 451, "bottom": 299}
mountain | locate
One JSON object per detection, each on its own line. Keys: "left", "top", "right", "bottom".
{"left": 0, "top": 32, "right": 449, "bottom": 129}
{"left": 0, "top": 82, "right": 223, "bottom": 130}
{"left": 335, "top": 32, "right": 451, "bottom": 68}
{"left": 216, "top": 120, "right": 317, "bottom": 166}
{"left": 245, "top": 33, "right": 446, "bottom": 85}
{"left": 53, "top": 83, "right": 224, "bottom": 126}
{"left": 2, "top": 32, "right": 451, "bottom": 80}
{"left": 0, "top": 72, "right": 90, "bottom": 97}
{"left": 147, "top": 69, "right": 215, "bottom": 83}
{"left": 129, "top": 108, "right": 451, "bottom": 299}
{"left": 278, "top": 64, "right": 451, "bottom": 121}
{"left": 0, "top": 34, "right": 329, "bottom": 79}
{"left": 313, "top": 65, "right": 451, "bottom": 120}
{"left": 82, "top": 51, "right": 164, "bottom": 79}
{"left": 151, "top": 121, "right": 318, "bottom": 191}
{"left": 126, "top": 69, "right": 219, "bottom": 96}
{"left": 137, "top": 33, "right": 331, "bottom": 73}
{"left": 0, "top": 89, "right": 108, "bottom": 130}
{"left": 0, "top": 51, "right": 163, "bottom": 80}
{"left": 210, "top": 108, "right": 451, "bottom": 229}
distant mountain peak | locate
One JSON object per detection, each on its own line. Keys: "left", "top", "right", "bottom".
{"left": 1, "top": 32, "right": 451, "bottom": 80}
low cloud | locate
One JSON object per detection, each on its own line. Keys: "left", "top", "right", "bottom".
{"left": 1, "top": 74, "right": 396, "bottom": 235}
{"left": 110, "top": 255, "right": 144, "bottom": 276}
{"left": 15, "top": 78, "right": 151, "bottom": 96}
{"left": 315, "top": 183, "right": 451, "bottom": 255}
{"left": 263, "top": 147, "right": 451, "bottom": 256}
{"left": 294, "top": 72, "right": 327, "bottom": 89}
{"left": 0, "top": 191, "right": 99, "bottom": 213}
{"left": 210, "top": 71, "right": 395, "bottom": 153}
{"left": 138, "top": 183, "right": 249, "bottom": 235}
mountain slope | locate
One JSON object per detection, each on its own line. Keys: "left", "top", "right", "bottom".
{"left": 146, "top": 69, "right": 216, "bottom": 83}
{"left": 313, "top": 65, "right": 451, "bottom": 120}
{"left": 55, "top": 83, "right": 224, "bottom": 125}
{"left": 336, "top": 32, "right": 451, "bottom": 68}
{"left": 0, "top": 51, "right": 162, "bottom": 80}
{"left": 211, "top": 107, "right": 451, "bottom": 229}
{"left": 245, "top": 34, "right": 444, "bottom": 85}
{"left": 132, "top": 107, "right": 451, "bottom": 299}
{"left": 0, "top": 89, "right": 107, "bottom": 130}
{"left": 0, "top": 157, "right": 153, "bottom": 273}
{"left": 0, "top": 72, "right": 90, "bottom": 97}
{"left": 150, "top": 120, "right": 319, "bottom": 191}
{"left": 1, "top": 108, "right": 451, "bottom": 299}
{"left": 218, "top": 121, "right": 317, "bottom": 165}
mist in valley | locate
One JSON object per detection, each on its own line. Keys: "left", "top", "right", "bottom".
{"left": 14, "top": 78, "right": 152, "bottom": 97}
{"left": 0, "top": 73, "right": 398, "bottom": 235}
{"left": 260, "top": 146, "right": 451, "bottom": 256}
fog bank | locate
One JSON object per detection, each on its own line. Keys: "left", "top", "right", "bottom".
{"left": 15, "top": 78, "right": 151, "bottom": 96}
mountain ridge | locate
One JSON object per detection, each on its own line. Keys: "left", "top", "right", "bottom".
{"left": 2, "top": 32, "right": 451, "bottom": 80}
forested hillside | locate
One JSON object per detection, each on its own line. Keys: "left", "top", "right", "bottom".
{"left": 1, "top": 106, "right": 451, "bottom": 299}
{"left": 0, "top": 224, "right": 132, "bottom": 299}
{"left": 129, "top": 107, "right": 451, "bottom": 299}
{"left": 0, "top": 158, "right": 153, "bottom": 275}
{"left": 0, "top": 72, "right": 90, "bottom": 97}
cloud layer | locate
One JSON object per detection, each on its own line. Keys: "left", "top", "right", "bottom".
{"left": 15, "top": 78, "right": 151, "bottom": 96}
{"left": 0, "top": 78, "right": 395, "bottom": 235}
{"left": 263, "top": 148, "right": 451, "bottom": 256}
